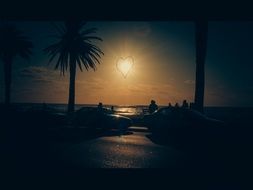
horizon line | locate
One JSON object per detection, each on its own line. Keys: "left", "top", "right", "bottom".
{"left": 1, "top": 102, "right": 253, "bottom": 108}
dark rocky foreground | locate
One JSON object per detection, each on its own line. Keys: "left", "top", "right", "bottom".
{"left": 1, "top": 107, "right": 253, "bottom": 188}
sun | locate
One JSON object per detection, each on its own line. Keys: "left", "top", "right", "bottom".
{"left": 116, "top": 56, "right": 134, "bottom": 78}
{"left": 119, "top": 60, "right": 132, "bottom": 74}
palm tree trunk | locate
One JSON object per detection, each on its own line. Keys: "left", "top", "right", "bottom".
{"left": 4, "top": 56, "right": 12, "bottom": 107}
{"left": 68, "top": 55, "right": 76, "bottom": 113}
{"left": 194, "top": 21, "right": 208, "bottom": 113}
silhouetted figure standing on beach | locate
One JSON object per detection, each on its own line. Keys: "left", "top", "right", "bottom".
{"left": 149, "top": 100, "right": 158, "bottom": 114}
{"left": 175, "top": 103, "right": 179, "bottom": 108}
{"left": 182, "top": 100, "right": 189, "bottom": 108}
{"left": 97, "top": 102, "right": 103, "bottom": 113}
{"left": 96, "top": 102, "right": 104, "bottom": 127}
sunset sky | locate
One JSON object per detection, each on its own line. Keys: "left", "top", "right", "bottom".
{"left": 0, "top": 21, "right": 253, "bottom": 106}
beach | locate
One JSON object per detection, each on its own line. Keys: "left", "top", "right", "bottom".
{"left": 1, "top": 103, "right": 253, "bottom": 177}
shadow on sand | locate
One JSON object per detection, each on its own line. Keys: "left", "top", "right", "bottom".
{"left": 146, "top": 124, "right": 253, "bottom": 176}
{"left": 48, "top": 127, "right": 133, "bottom": 143}
{"left": 0, "top": 106, "right": 133, "bottom": 144}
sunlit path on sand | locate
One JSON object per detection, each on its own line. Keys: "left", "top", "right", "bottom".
{"left": 47, "top": 127, "right": 186, "bottom": 168}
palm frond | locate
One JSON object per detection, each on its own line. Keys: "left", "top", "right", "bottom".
{"left": 44, "top": 21, "right": 104, "bottom": 75}
{"left": 80, "top": 28, "right": 97, "bottom": 36}
{"left": 76, "top": 56, "right": 83, "bottom": 72}
{"left": 0, "top": 24, "right": 33, "bottom": 60}
{"left": 50, "top": 22, "right": 66, "bottom": 36}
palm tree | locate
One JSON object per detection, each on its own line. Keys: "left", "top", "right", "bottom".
{"left": 0, "top": 24, "right": 33, "bottom": 107}
{"left": 194, "top": 20, "right": 208, "bottom": 113}
{"left": 44, "top": 21, "right": 104, "bottom": 113}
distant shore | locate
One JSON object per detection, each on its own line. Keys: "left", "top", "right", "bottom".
{"left": 1, "top": 103, "right": 253, "bottom": 126}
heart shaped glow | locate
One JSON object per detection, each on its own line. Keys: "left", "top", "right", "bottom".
{"left": 116, "top": 57, "right": 134, "bottom": 78}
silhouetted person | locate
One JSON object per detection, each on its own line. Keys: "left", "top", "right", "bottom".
{"left": 175, "top": 103, "right": 179, "bottom": 108}
{"left": 182, "top": 100, "right": 189, "bottom": 108}
{"left": 149, "top": 100, "right": 158, "bottom": 114}
{"left": 96, "top": 102, "right": 104, "bottom": 127}
{"left": 111, "top": 106, "right": 114, "bottom": 112}
{"left": 168, "top": 103, "right": 172, "bottom": 108}
{"left": 97, "top": 102, "right": 103, "bottom": 113}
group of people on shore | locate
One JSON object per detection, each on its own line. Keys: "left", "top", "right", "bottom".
{"left": 97, "top": 99, "right": 190, "bottom": 115}
{"left": 148, "top": 99, "right": 189, "bottom": 114}
{"left": 168, "top": 100, "right": 189, "bottom": 109}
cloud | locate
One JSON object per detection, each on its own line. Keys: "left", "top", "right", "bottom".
{"left": 12, "top": 66, "right": 69, "bottom": 101}
{"left": 19, "top": 66, "right": 62, "bottom": 83}
{"left": 33, "top": 79, "right": 53, "bottom": 84}
{"left": 76, "top": 77, "right": 109, "bottom": 91}
{"left": 12, "top": 66, "right": 195, "bottom": 105}
{"left": 20, "top": 66, "right": 48, "bottom": 77}
{"left": 133, "top": 23, "right": 151, "bottom": 37}
{"left": 184, "top": 80, "right": 195, "bottom": 85}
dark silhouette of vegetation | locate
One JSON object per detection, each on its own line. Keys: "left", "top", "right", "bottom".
{"left": 44, "top": 21, "right": 104, "bottom": 113}
{"left": 0, "top": 24, "right": 33, "bottom": 107}
{"left": 194, "top": 21, "right": 208, "bottom": 113}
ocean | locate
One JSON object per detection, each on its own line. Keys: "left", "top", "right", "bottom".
{"left": 7, "top": 103, "right": 253, "bottom": 123}
{"left": 10, "top": 103, "right": 151, "bottom": 116}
